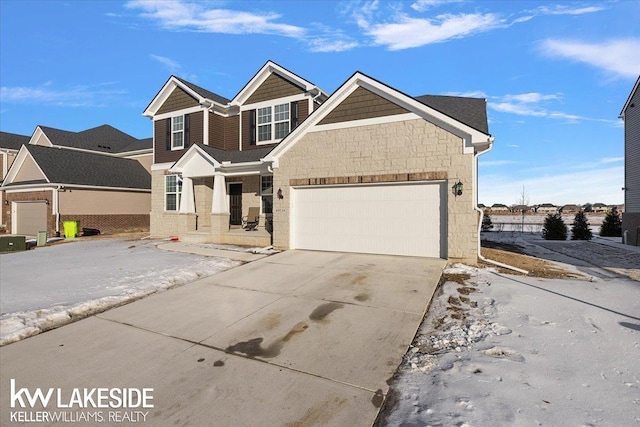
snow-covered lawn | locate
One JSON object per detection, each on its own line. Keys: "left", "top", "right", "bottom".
{"left": 379, "top": 239, "right": 640, "bottom": 426}
{"left": 0, "top": 238, "right": 239, "bottom": 346}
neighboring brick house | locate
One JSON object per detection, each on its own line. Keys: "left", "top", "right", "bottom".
{"left": 0, "top": 125, "right": 152, "bottom": 236}
{"left": 620, "top": 75, "right": 640, "bottom": 245}
{"left": 536, "top": 203, "right": 558, "bottom": 214}
{"left": 0, "top": 131, "right": 29, "bottom": 231}
{"left": 145, "top": 61, "right": 492, "bottom": 262}
{"left": 490, "top": 204, "right": 510, "bottom": 213}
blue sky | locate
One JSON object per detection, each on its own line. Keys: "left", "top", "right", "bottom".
{"left": 1, "top": 0, "right": 639, "bottom": 206}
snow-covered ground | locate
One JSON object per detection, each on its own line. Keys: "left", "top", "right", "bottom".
{"left": 380, "top": 238, "right": 640, "bottom": 426}
{"left": 0, "top": 238, "right": 239, "bottom": 346}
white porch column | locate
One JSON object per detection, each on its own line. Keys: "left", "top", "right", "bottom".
{"left": 179, "top": 177, "right": 195, "bottom": 213}
{"left": 212, "top": 173, "right": 229, "bottom": 214}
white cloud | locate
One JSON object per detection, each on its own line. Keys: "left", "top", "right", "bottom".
{"left": 0, "top": 82, "right": 125, "bottom": 107}
{"left": 503, "top": 92, "right": 561, "bottom": 103}
{"left": 149, "top": 54, "right": 181, "bottom": 72}
{"left": 362, "top": 12, "right": 504, "bottom": 50}
{"left": 411, "top": 0, "right": 463, "bottom": 12}
{"left": 541, "top": 38, "right": 640, "bottom": 78}
{"left": 307, "top": 38, "right": 359, "bottom": 53}
{"left": 444, "top": 90, "right": 488, "bottom": 99}
{"left": 536, "top": 5, "right": 606, "bottom": 16}
{"left": 506, "top": 144, "right": 520, "bottom": 148}
{"left": 601, "top": 157, "right": 624, "bottom": 164}
{"left": 126, "top": 0, "right": 305, "bottom": 37}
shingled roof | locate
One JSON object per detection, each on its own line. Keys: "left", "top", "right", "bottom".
{"left": 415, "top": 95, "right": 489, "bottom": 135}
{"left": 173, "top": 76, "right": 231, "bottom": 106}
{"left": 14, "top": 145, "right": 151, "bottom": 190}
{"left": 39, "top": 125, "right": 151, "bottom": 154}
{"left": 0, "top": 131, "right": 30, "bottom": 150}
{"left": 198, "top": 144, "right": 273, "bottom": 163}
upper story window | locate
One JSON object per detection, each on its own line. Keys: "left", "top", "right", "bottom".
{"left": 165, "top": 174, "right": 182, "bottom": 211}
{"left": 172, "top": 115, "right": 184, "bottom": 150}
{"left": 257, "top": 103, "right": 289, "bottom": 144}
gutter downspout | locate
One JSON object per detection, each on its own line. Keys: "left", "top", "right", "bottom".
{"left": 54, "top": 186, "right": 62, "bottom": 236}
{"left": 474, "top": 138, "right": 529, "bottom": 275}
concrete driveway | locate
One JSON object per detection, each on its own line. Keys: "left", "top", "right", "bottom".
{"left": 0, "top": 250, "right": 445, "bottom": 426}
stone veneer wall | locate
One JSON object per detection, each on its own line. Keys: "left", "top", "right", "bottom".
{"left": 272, "top": 118, "right": 478, "bottom": 263}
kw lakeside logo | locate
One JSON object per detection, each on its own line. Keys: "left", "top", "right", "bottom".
{"left": 8, "top": 379, "right": 153, "bottom": 423}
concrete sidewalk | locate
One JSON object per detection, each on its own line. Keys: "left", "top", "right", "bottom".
{"left": 0, "top": 250, "right": 445, "bottom": 426}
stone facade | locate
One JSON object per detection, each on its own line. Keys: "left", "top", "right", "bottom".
{"left": 622, "top": 212, "right": 640, "bottom": 246}
{"left": 272, "top": 118, "right": 478, "bottom": 263}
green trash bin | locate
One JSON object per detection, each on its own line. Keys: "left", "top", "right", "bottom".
{"left": 63, "top": 221, "right": 79, "bottom": 238}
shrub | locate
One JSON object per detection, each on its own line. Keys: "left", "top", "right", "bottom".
{"left": 600, "top": 207, "right": 622, "bottom": 237}
{"left": 571, "top": 211, "right": 592, "bottom": 240}
{"left": 481, "top": 214, "right": 494, "bottom": 232}
{"left": 542, "top": 213, "right": 567, "bottom": 240}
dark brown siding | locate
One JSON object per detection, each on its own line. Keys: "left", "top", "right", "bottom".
{"left": 224, "top": 115, "right": 239, "bottom": 151}
{"left": 154, "top": 111, "right": 203, "bottom": 163}
{"left": 157, "top": 87, "right": 199, "bottom": 114}
{"left": 209, "top": 113, "right": 225, "bottom": 150}
{"left": 245, "top": 74, "right": 305, "bottom": 104}
{"left": 189, "top": 111, "right": 204, "bottom": 145}
{"left": 241, "top": 110, "right": 252, "bottom": 149}
{"left": 319, "top": 87, "right": 408, "bottom": 125}
{"left": 297, "top": 99, "right": 309, "bottom": 124}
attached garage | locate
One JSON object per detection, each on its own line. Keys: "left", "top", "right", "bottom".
{"left": 290, "top": 182, "right": 447, "bottom": 258}
{"left": 12, "top": 201, "right": 48, "bottom": 236}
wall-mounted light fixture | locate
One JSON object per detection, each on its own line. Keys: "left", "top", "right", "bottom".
{"left": 45, "top": 200, "right": 50, "bottom": 205}
{"left": 3, "top": 199, "right": 8, "bottom": 205}
{"left": 277, "top": 188, "right": 284, "bottom": 199}
{"left": 452, "top": 181, "right": 463, "bottom": 197}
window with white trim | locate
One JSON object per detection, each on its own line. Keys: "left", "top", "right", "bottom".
{"left": 257, "top": 103, "right": 289, "bottom": 143}
{"left": 171, "top": 115, "right": 184, "bottom": 149}
{"left": 261, "top": 175, "right": 273, "bottom": 214}
{"left": 165, "top": 175, "right": 182, "bottom": 211}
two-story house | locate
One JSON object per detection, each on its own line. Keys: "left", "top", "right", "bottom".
{"left": 0, "top": 131, "right": 29, "bottom": 231}
{"left": 1, "top": 125, "right": 152, "bottom": 237}
{"left": 145, "top": 61, "right": 492, "bottom": 263}
{"left": 620, "top": 75, "right": 640, "bottom": 245}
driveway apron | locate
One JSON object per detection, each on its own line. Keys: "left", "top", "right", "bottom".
{"left": 1, "top": 250, "right": 445, "bottom": 426}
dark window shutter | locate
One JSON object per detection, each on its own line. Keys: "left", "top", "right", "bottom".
{"left": 166, "top": 118, "right": 171, "bottom": 151}
{"left": 249, "top": 110, "right": 256, "bottom": 145}
{"left": 290, "top": 101, "right": 298, "bottom": 130}
{"left": 184, "top": 114, "right": 190, "bottom": 148}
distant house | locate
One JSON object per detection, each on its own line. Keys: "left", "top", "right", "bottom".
{"left": 0, "top": 131, "right": 29, "bottom": 229}
{"left": 620, "top": 75, "right": 640, "bottom": 245}
{"left": 536, "top": 203, "right": 558, "bottom": 214}
{"left": 559, "top": 204, "right": 581, "bottom": 214}
{"left": 0, "top": 125, "right": 152, "bottom": 237}
{"left": 490, "top": 203, "right": 510, "bottom": 213}
{"left": 591, "top": 203, "right": 609, "bottom": 213}
{"left": 511, "top": 204, "right": 531, "bottom": 214}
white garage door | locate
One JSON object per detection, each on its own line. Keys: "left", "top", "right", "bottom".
{"left": 291, "top": 182, "right": 446, "bottom": 258}
{"left": 13, "top": 201, "right": 48, "bottom": 236}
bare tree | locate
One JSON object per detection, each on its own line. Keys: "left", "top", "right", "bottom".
{"left": 515, "top": 185, "right": 529, "bottom": 233}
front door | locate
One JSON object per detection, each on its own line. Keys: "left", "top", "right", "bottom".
{"left": 229, "top": 183, "right": 242, "bottom": 225}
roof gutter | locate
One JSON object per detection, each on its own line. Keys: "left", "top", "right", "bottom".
{"left": 474, "top": 138, "right": 529, "bottom": 275}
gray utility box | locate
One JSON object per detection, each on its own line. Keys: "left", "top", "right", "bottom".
{"left": 0, "top": 235, "right": 27, "bottom": 253}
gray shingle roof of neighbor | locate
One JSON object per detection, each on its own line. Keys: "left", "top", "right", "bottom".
{"left": 14, "top": 144, "right": 151, "bottom": 190}
{"left": 173, "top": 76, "right": 232, "bottom": 106}
{"left": 415, "top": 95, "right": 489, "bottom": 135}
{"left": 0, "top": 131, "right": 30, "bottom": 150}
{"left": 198, "top": 144, "right": 274, "bottom": 164}
{"left": 39, "top": 125, "right": 151, "bottom": 154}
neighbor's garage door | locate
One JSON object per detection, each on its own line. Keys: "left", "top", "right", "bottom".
{"left": 291, "top": 182, "right": 445, "bottom": 258}
{"left": 13, "top": 201, "right": 48, "bottom": 236}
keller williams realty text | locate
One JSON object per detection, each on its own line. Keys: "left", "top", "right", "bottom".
{"left": 9, "top": 379, "right": 153, "bottom": 423}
